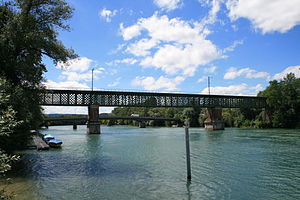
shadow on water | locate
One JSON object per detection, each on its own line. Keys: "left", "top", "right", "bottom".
{"left": 9, "top": 134, "right": 150, "bottom": 181}
{"left": 206, "top": 130, "right": 225, "bottom": 140}
{"left": 188, "top": 128, "right": 225, "bottom": 142}
{"left": 186, "top": 181, "right": 192, "bottom": 200}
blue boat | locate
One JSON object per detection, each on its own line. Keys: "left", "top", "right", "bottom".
{"left": 48, "top": 139, "right": 63, "bottom": 148}
{"left": 43, "top": 134, "right": 55, "bottom": 142}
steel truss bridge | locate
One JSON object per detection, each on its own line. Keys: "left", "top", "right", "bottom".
{"left": 40, "top": 89, "right": 266, "bottom": 109}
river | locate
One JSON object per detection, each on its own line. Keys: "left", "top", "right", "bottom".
{"left": 4, "top": 126, "right": 300, "bottom": 200}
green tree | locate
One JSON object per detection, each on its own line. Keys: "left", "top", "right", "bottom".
{"left": 0, "top": 0, "right": 76, "bottom": 150}
{"left": 0, "top": 0, "right": 76, "bottom": 86}
{"left": 111, "top": 107, "right": 184, "bottom": 126}
{"left": 258, "top": 73, "right": 300, "bottom": 128}
{"left": 0, "top": 78, "right": 21, "bottom": 199}
{"left": 222, "top": 108, "right": 245, "bottom": 127}
{"left": 183, "top": 107, "right": 200, "bottom": 127}
{"left": 0, "top": 78, "right": 23, "bottom": 151}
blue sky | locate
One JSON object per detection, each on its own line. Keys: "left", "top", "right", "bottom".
{"left": 43, "top": 0, "right": 300, "bottom": 114}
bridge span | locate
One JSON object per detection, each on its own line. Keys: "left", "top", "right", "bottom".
{"left": 40, "top": 89, "right": 266, "bottom": 108}
{"left": 40, "top": 89, "right": 266, "bottom": 133}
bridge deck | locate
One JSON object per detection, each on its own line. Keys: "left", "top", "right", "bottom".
{"left": 40, "top": 89, "right": 266, "bottom": 108}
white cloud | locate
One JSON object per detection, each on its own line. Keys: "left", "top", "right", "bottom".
{"left": 99, "top": 8, "right": 117, "bottom": 22}
{"left": 55, "top": 57, "right": 104, "bottom": 85}
{"left": 252, "top": 84, "right": 264, "bottom": 93}
{"left": 56, "top": 57, "right": 95, "bottom": 72}
{"left": 107, "top": 58, "right": 138, "bottom": 66}
{"left": 223, "top": 40, "right": 243, "bottom": 52}
{"left": 272, "top": 65, "right": 300, "bottom": 80}
{"left": 126, "top": 38, "right": 159, "bottom": 56}
{"left": 224, "top": 67, "right": 270, "bottom": 80}
{"left": 120, "top": 23, "right": 141, "bottom": 40}
{"left": 43, "top": 80, "right": 90, "bottom": 90}
{"left": 93, "top": 68, "right": 105, "bottom": 74}
{"left": 204, "top": 65, "right": 217, "bottom": 74}
{"left": 141, "top": 41, "right": 220, "bottom": 76}
{"left": 197, "top": 76, "right": 207, "bottom": 83}
{"left": 60, "top": 68, "right": 105, "bottom": 82}
{"left": 121, "top": 14, "right": 221, "bottom": 77}
{"left": 199, "top": 0, "right": 224, "bottom": 26}
{"left": 131, "top": 76, "right": 184, "bottom": 91}
{"left": 61, "top": 71, "right": 91, "bottom": 82}
{"left": 154, "top": 0, "right": 183, "bottom": 11}
{"left": 109, "top": 43, "right": 126, "bottom": 55}
{"left": 136, "top": 14, "right": 204, "bottom": 44}
{"left": 226, "top": 0, "right": 300, "bottom": 33}
{"left": 201, "top": 83, "right": 263, "bottom": 95}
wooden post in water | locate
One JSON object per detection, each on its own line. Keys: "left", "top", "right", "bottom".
{"left": 185, "top": 126, "right": 191, "bottom": 180}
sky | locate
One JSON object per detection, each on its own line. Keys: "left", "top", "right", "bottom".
{"left": 43, "top": 0, "right": 300, "bottom": 114}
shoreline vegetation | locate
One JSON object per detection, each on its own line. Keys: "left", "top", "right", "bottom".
{"left": 0, "top": 0, "right": 299, "bottom": 199}
{"left": 1, "top": 0, "right": 76, "bottom": 199}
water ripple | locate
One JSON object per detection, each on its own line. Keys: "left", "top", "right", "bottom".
{"left": 5, "top": 126, "right": 300, "bottom": 200}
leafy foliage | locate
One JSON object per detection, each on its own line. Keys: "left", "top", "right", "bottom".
{"left": 258, "top": 73, "right": 300, "bottom": 128}
{"left": 222, "top": 73, "right": 300, "bottom": 128}
{"left": 0, "top": 150, "right": 18, "bottom": 174}
{"left": 0, "top": 0, "right": 76, "bottom": 86}
{"left": 222, "top": 108, "right": 244, "bottom": 127}
{"left": 0, "top": 0, "right": 76, "bottom": 151}
{"left": 0, "top": 78, "right": 20, "bottom": 199}
{"left": 0, "top": 78, "right": 23, "bottom": 151}
{"left": 111, "top": 107, "right": 202, "bottom": 127}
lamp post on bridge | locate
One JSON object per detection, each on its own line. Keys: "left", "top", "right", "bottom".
{"left": 208, "top": 76, "right": 211, "bottom": 95}
{"left": 92, "top": 68, "right": 94, "bottom": 91}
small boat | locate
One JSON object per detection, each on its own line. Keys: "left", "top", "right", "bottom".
{"left": 48, "top": 139, "right": 63, "bottom": 148}
{"left": 43, "top": 134, "right": 55, "bottom": 142}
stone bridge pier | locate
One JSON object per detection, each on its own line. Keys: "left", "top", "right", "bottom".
{"left": 138, "top": 121, "right": 146, "bottom": 128}
{"left": 87, "top": 105, "right": 101, "bottom": 134}
{"left": 204, "top": 108, "right": 224, "bottom": 130}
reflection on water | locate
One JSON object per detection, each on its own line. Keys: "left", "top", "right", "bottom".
{"left": 3, "top": 126, "right": 300, "bottom": 200}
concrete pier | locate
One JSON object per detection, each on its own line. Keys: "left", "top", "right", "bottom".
{"left": 87, "top": 105, "right": 101, "bottom": 134}
{"left": 139, "top": 121, "right": 146, "bottom": 128}
{"left": 204, "top": 108, "right": 224, "bottom": 130}
{"left": 73, "top": 124, "right": 77, "bottom": 130}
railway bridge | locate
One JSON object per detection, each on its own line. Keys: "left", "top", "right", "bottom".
{"left": 40, "top": 89, "right": 266, "bottom": 133}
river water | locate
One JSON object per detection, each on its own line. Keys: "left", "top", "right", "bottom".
{"left": 4, "top": 126, "right": 300, "bottom": 200}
